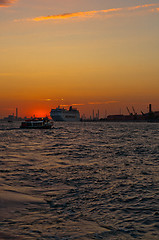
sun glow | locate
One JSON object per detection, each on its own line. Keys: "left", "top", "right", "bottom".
{"left": 31, "top": 109, "right": 50, "bottom": 118}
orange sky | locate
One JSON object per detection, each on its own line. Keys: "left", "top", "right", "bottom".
{"left": 0, "top": 0, "right": 159, "bottom": 118}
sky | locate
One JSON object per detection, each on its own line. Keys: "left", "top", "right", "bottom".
{"left": 0, "top": 0, "right": 159, "bottom": 118}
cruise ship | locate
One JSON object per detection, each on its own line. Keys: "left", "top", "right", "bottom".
{"left": 50, "top": 106, "right": 80, "bottom": 122}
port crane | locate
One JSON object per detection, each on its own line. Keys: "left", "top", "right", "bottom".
{"left": 126, "top": 107, "right": 133, "bottom": 116}
{"left": 132, "top": 106, "right": 137, "bottom": 116}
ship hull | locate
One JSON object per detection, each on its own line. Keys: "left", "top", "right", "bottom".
{"left": 51, "top": 116, "right": 80, "bottom": 122}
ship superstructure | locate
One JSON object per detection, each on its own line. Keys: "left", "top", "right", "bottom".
{"left": 50, "top": 106, "right": 80, "bottom": 122}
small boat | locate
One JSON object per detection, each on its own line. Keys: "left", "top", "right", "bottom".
{"left": 20, "top": 117, "right": 53, "bottom": 129}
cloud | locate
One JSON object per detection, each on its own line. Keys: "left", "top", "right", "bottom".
{"left": 72, "top": 103, "right": 85, "bottom": 106}
{"left": 60, "top": 104, "right": 85, "bottom": 107}
{"left": 88, "top": 101, "right": 119, "bottom": 105}
{"left": 32, "top": 8, "right": 122, "bottom": 22}
{"left": 55, "top": 102, "right": 117, "bottom": 107}
{"left": 41, "top": 100, "right": 118, "bottom": 107}
{"left": 151, "top": 7, "right": 159, "bottom": 12}
{"left": 0, "top": 0, "right": 17, "bottom": 7}
{"left": 127, "top": 3, "right": 158, "bottom": 11}
{"left": 15, "top": 3, "right": 159, "bottom": 22}
{"left": 39, "top": 98, "right": 52, "bottom": 102}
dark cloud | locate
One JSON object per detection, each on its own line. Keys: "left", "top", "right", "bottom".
{"left": 0, "top": 0, "right": 17, "bottom": 7}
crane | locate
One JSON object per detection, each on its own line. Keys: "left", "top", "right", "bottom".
{"left": 132, "top": 106, "right": 137, "bottom": 115}
{"left": 126, "top": 107, "right": 133, "bottom": 116}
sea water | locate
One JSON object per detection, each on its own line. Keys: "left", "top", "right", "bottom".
{"left": 0, "top": 121, "right": 159, "bottom": 239}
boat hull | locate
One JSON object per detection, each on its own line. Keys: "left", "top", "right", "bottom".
{"left": 20, "top": 118, "right": 53, "bottom": 129}
{"left": 20, "top": 125, "right": 52, "bottom": 129}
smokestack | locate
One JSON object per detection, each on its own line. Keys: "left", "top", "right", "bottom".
{"left": 149, "top": 104, "right": 152, "bottom": 113}
{"left": 16, "top": 108, "right": 18, "bottom": 119}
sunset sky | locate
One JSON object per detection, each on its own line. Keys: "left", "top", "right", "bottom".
{"left": 0, "top": 0, "right": 159, "bottom": 118}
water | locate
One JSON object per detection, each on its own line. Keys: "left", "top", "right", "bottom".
{"left": 0, "top": 121, "right": 159, "bottom": 240}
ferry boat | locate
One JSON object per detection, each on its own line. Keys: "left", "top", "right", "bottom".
{"left": 20, "top": 117, "right": 53, "bottom": 129}
{"left": 50, "top": 106, "right": 80, "bottom": 122}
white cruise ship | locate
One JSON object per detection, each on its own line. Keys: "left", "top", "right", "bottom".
{"left": 50, "top": 106, "right": 80, "bottom": 122}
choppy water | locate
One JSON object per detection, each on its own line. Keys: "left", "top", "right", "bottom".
{"left": 0, "top": 121, "right": 159, "bottom": 240}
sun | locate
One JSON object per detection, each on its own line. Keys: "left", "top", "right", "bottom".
{"left": 31, "top": 109, "right": 50, "bottom": 118}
